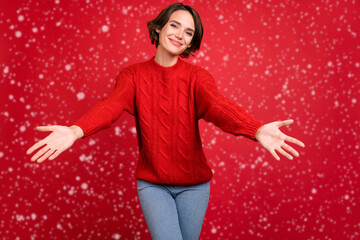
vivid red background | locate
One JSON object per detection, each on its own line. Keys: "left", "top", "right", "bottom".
{"left": 1, "top": 0, "right": 359, "bottom": 239}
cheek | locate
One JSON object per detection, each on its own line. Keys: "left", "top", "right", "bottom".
{"left": 186, "top": 37, "right": 193, "bottom": 46}
{"left": 159, "top": 32, "right": 167, "bottom": 43}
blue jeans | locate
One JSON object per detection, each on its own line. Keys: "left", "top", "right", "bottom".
{"left": 137, "top": 180, "right": 210, "bottom": 240}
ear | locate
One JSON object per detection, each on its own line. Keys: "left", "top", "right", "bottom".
{"left": 155, "top": 28, "right": 160, "bottom": 33}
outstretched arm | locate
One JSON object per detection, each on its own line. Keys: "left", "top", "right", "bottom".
{"left": 27, "top": 66, "right": 135, "bottom": 163}
{"left": 255, "top": 119, "right": 305, "bottom": 160}
{"left": 26, "top": 125, "right": 84, "bottom": 163}
{"left": 72, "top": 66, "right": 136, "bottom": 137}
{"left": 195, "top": 68, "right": 263, "bottom": 140}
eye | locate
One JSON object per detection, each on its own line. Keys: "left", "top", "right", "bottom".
{"left": 186, "top": 32, "right": 193, "bottom": 36}
{"left": 170, "top": 24, "right": 177, "bottom": 28}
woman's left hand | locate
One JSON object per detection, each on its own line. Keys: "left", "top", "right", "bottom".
{"left": 255, "top": 119, "right": 305, "bottom": 160}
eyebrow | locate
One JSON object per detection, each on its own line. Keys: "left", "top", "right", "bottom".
{"left": 169, "top": 20, "right": 195, "bottom": 32}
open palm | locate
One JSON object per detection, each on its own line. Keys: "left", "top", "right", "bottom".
{"left": 255, "top": 119, "right": 305, "bottom": 160}
{"left": 26, "top": 125, "right": 82, "bottom": 163}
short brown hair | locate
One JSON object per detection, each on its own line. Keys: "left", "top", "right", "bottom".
{"left": 147, "top": 3, "right": 203, "bottom": 58}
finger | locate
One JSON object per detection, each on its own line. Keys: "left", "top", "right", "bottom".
{"left": 30, "top": 145, "right": 50, "bottom": 162}
{"left": 36, "top": 126, "right": 55, "bottom": 132}
{"left": 276, "top": 119, "right": 294, "bottom": 128}
{"left": 37, "top": 149, "right": 56, "bottom": 163}
{"left": 276, "top": 147, "right": 293, "bottom": 160}
{"left": 48, "top": 150, "right": 62, "bottom": 161}
{"left": 285, "top": 136, "right": 305, "bottom": 148}
{"left": 282, "top": 143, "right": 299, "bottom": 157}
{"left": 27, "top": 140, "right": 46, "bottom": 155}
{"left": 269, "top": 149, "right": 280, "bottom": 161}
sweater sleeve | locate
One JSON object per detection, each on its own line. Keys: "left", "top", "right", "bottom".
{"left": 194, "top": 68, "right": 264, "bottom": 141}
{"left": 72, "top": 66, "right": 136, "bottom": 138}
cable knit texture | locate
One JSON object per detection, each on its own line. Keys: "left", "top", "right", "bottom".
{"left": 73, "top": 57, "right": 264, "bottom": 185}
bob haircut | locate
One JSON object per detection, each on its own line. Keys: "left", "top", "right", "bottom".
{"left": 147, "top": 3, "right": 203, "bottom": 58}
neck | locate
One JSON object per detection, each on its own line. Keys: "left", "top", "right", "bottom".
{"left": 154, "top": 46, "right": 179, "bottom": 67}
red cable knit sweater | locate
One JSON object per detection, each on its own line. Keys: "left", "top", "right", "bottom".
{"left": 73, "top": 57, "right": 263, "bottom": 185}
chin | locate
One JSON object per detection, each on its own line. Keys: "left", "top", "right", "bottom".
{"left": 173, "top": 50, "right": 185, "bottom": 56}
{"left": 166, "top": 48, "right": 185, "bottom": 57}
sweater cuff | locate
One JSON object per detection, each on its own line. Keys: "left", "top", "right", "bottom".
{"left": 250, "top": 121, "right": 265, "bottom": 141}
{"left": 71, "top": 119, "right": 91, "bottom": 138}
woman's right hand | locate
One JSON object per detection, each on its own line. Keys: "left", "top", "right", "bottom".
{"left": 26, "top": 125, "right": 84, "bottom": 163}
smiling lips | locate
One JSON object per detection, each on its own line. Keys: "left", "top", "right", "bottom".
{"left": 169, "top": 38, "right": 182, "bottom": 46}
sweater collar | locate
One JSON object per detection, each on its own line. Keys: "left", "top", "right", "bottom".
{"left": 149, "top": 56, "right": 185, "bottom": 74}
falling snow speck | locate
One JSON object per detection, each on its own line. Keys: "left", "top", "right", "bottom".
{"left": 76, "top": 92, "right": 85, "bottom": 100}
{"left": 130, "top": 126, "right": 137, "bottom": 134}
{"left": 65, "top": 64, "right": 71, "bottom": 71}
{"left": 57, "top": 223, "right": 62, "bottom": 230}
{"left": 15, "top": 31, "right": 22, "bottom": 38}
{"left": 122, "top": 7, "right": 128, "bottom": 15}
{"left": 32, "top": 27, "right": 38, "bottom": 33}
{"left": 88, "top": 139, "right": 96, "bottom": 146}
{"left": 115, "top": 126, "right": 121, "bottom": 136}
{"left": 20, "top": 126, "right": 26, "bottom": 132}
{"left": 311, "top": 188, "right": 317, "bottom": 194}
{"left": 18, "top": 15, "right": 24, "bottom": 22}
{"left": 102, "top": 25, "right": 109, "bottom": 32}
{"left": 81, "top": 183, "right": 88, "bottom": 190}
{"left": 112, "top": 233, "right": 121, "bottom": 240}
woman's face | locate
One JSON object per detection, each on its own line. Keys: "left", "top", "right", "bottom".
{"left": 156, "top": 10, "right": 195, "bottom": 57}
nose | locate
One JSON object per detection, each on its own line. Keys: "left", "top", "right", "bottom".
{"left": 175, "top": 29, "right": 183, "bottom": 40}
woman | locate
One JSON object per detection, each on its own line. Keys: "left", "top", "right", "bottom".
{"left": 27, "top": 3, "right": 305, "bottom": 240}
